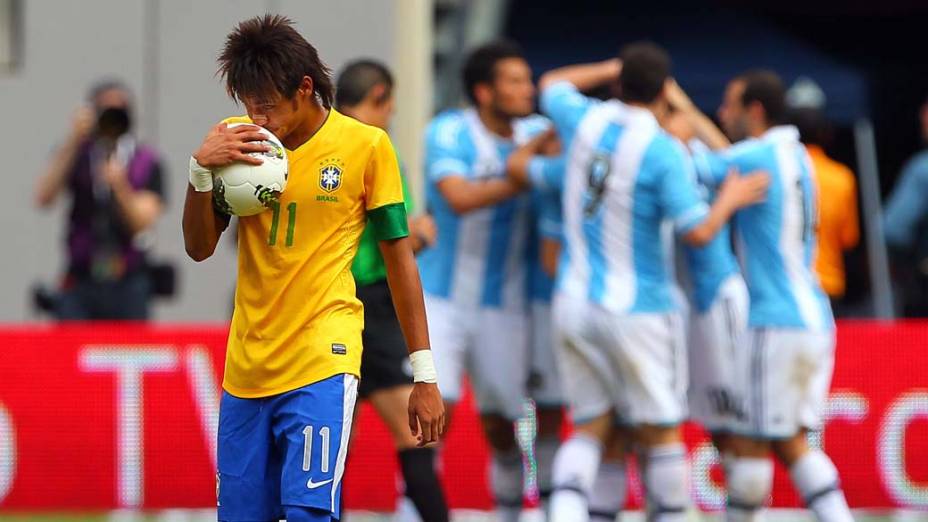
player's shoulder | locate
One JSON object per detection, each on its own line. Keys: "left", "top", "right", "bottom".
{"left": 426, "top": 109, "right": 468, "bottom": 149}
{"left": 644, "top": 130, "right": 688, "bottom": 165}
{"left": 724, "top": 136, "right": 771, "bottom": 164}
{"left": 333, "top": 109, "right": 387, "bottom": 146}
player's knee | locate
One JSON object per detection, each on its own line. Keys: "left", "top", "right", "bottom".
{"left": 642, "top": 443, "right": 690, "bottom": 515}
{"left": 727, "top": 457, "right": 774, "bottom": 512}
{"left": 283, "top": 505, "right": 332, "bottom": 522}
{"left": 636, "top": 423, "right": 681, "bottom": 447}
{"left": 771, "top": 431, "right": 809, "bottom": 466}
{"left": 730, "top": 435, "right": 770, "bottom": 458}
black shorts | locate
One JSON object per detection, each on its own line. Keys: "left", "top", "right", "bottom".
{"left": 357, "top": 280, "right": 413, "bottom": 398}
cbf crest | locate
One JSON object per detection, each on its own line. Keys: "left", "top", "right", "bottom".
{"left": 319, "top": 158, "right": 345, "bottom": 193}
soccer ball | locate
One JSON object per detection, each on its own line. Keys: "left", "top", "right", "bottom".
{"left": 212, "top": 124, "right": 288, "bottom": 217}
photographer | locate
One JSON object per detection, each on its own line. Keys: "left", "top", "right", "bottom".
{"left": 35, "top": 79, "right": 165, "bottom": 320}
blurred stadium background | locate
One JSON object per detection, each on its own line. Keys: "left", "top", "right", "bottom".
{"left": 0, "top": 0, "right": 927, "bottom": 520}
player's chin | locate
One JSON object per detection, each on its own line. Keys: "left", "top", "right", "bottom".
{"left": 507, "top": 107, "right": 534, "bottom": 119}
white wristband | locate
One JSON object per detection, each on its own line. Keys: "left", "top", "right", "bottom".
{"left": 409, "top": 350, "right": 438, "bottom": 384}
{"left": 189, "top": 156, "right": 213, "bottom": 192}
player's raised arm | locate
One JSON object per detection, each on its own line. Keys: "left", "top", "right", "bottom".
{"left": 538, "top": 58, "right": 622, "bottom": 92}
{"left": 182, "top": 123, "right": 269, "bottom": 261}
{"left": 665, "top": 79, "right": 731, "bottom": 150}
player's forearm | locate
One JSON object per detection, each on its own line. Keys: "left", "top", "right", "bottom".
{"left": 538, "top": 58, "right": 621, "bottom": 92}
{"left": 442, "top": 178, "right": 524, "bottom": 214}
{"left": 684, "top": 199, "right": 737, "bottom": 247}
{"left": 380, "top": 236, "right": 431, "bottom": 352}
{"left": 182, "top": 185, "right": 224, "bottom": 262}
{"left": 35, "top": 136, "right": 82, "bottom": 208}
{"left": 684, "top": 109, "right": 730, "bottom": 150}
{"left": 540, "top": 237, "right": 561, "bottom": 278}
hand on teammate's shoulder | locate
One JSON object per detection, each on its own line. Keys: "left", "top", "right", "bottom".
{"left": 719, "top": 168, "right": 770, "bottom": 208}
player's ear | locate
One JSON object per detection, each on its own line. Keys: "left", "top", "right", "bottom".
{"left": 474, "top": 83, "right": 493, "bottom": 107}
{"left": 747, "top": 101, "right": 765, "bottom": 124}
{"left": 298, "top": 76, "right": 314, "bottom": 99}
{"left": 367, "top": 83, "right": 388, "bottom": 106}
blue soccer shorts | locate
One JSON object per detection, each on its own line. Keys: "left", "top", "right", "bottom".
{"left": 217, "top": 373, "right": 358, "bottom": 521}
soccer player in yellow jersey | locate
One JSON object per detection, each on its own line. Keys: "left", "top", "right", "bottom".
{"left": 181, "top": 15, "right": 444, "bottom": 522}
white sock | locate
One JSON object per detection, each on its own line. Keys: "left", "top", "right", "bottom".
{"left": 643, "top": 443, "right": 690, "bottom": 522}
{"left": 725, "top": 457, "right": 773, "bottom": 522}
{"left": 588, "top": 460, "right": 626, "bottom": 522}
{"left": 790, "top": 451, "right": 853, "bottom": 522}
{"left": 492, "top": 449, "right": 524, "bottom": 522}
{"left": 536, "top": 434, "right": 560, "bottom": 513}
{"left": 550, "top": 434, "right": 603, "bottom": 522}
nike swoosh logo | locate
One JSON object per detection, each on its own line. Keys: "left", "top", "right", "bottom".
{"left": 307, "top": 477, "right": 334, "bottom": 489}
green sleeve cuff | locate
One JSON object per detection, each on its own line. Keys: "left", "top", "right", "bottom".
{"left": 368, "top": 202, "right": 409, "bottom": 241}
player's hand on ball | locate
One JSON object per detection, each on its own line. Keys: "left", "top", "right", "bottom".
{"left": 408, "top": 382, "right": 445, "bottom": 447}
{"left": 193, "top": 123, "right": 271, "bottom": 169}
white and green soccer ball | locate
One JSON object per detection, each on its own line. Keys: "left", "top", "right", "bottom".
{"left": 212, "top": 124, "right": 288, "bottom": 217}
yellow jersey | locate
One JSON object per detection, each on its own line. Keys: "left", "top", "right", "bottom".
{"left": 221, "top": 110, "right": 408, "bottom": 398}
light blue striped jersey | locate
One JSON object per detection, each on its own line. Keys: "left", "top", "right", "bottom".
{"left": 526, "top": 155, "right": 566, "bottom": 303}
{"left": 692, "top": 126, "right": 833, "bottom": 331}
{"left": 682, "top": 141, "right": 740, "bottom": 313}
{"left": 419, "top": 108, "right": 549, "bottom": 309}
{"left": 541, "top": 81, "right": 709, "bottom": 314}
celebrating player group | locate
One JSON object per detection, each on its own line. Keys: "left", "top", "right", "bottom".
{"left": 184, "top": 14, "right": 852, "bottom": 522}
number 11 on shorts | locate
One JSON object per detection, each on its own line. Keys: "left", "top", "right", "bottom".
{"left": 302, "top": 424, "right": 331, "bottom": 473}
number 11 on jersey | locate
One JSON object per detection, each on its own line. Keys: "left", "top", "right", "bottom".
{"left": 268, "top": 201, "right": 297, "bottom": 247}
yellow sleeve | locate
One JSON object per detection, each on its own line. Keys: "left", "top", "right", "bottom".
{"left": 364, "top": 131, "right": 409, "bottom": 240}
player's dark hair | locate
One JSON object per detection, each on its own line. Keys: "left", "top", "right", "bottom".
{"left": 462, "top": 40, "right": 525, "bottom": 105}
{"left": 218, "top": 14, "right": 334, "bottom": 108}
{"left": 790, "top": 107, "right": 829, "bottom": 147}
{"left": 618, "top": 42, "right": 671, "bottom": 105}
{"left": 739, "top": 69, "right": 786, "bottom": 126}
{"left": 335, "top": 59, "right": 394, "bottom": 109}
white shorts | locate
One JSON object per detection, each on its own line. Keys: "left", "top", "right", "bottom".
{"left": 732, "top": 327, "right": 836, "bottom": 439}
{"left": 688, "top": 275, "right": 749, "bottom": 432}
{"left": 552, "top": 294, "right": 688, "bottom": 426}
{"left": 425, "top": 294, "right": 529, "bottom": 421}
{"left": 529, "top": 301, "right": 564, "bottom": 408}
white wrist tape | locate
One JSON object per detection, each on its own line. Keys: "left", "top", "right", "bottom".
{"left": 189, "top": 156, "right": 213, "bottom": 192}
{"left": 410, "top": 350, "right": 438, "bottom": 384}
